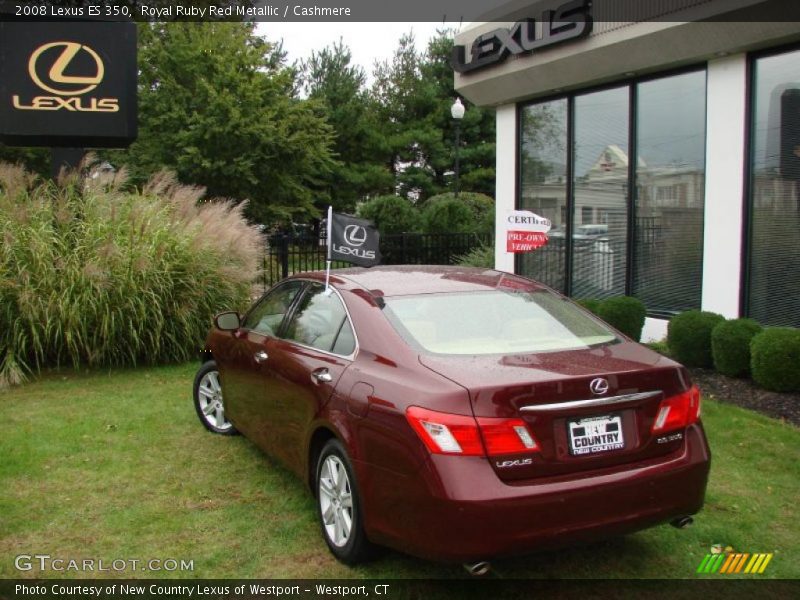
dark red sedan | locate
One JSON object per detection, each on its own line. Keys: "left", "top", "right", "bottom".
{"left": 193, "top": 266, "right": 710, "bottom": 569}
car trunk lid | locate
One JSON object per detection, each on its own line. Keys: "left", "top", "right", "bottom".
{"left": 419, "top": 342, "right": 693, "bottom": 481}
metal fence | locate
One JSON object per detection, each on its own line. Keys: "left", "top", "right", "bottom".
{"left": 263, "top": 232, "right": 492, "bottom": 287}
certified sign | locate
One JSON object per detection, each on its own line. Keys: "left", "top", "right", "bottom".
{"left": 0, "top": 21, "right": 137, "bottom": 148}
{"left": 504, "top": 210, "right": 551, "bottom": 253}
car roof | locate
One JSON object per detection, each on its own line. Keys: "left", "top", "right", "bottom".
{"left": 294, "top": 265, "right": 547, "bottom": 298}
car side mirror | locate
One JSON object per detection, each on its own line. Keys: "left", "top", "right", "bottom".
{"left": 214, "top": 311, "right": 240, "bottom": 331}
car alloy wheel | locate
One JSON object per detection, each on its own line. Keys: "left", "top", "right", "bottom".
{"left": 318, "top": 455, "right": 353, "bottom": 547}
{"left": 193, "top": 360, "right": 238, "bottom": 435}
{"left": 315, "top": 439, "right": 376, "bottom": 563}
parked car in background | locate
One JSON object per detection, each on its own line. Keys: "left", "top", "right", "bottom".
{"left": 549, "top": 223, "right": 609, "bottom": 241}
{"left": 193, "top": 266, "right": 710, "bottom": 570}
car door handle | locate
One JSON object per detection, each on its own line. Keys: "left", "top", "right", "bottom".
{"left": 254, "top": 350, "right": 269, "bottom": 363}
{"left": 311, "top": 369, "right": 332, "bottom": 384}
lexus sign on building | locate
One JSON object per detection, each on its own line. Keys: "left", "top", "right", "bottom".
{"left": 0, "top": 20, "right": 137, "bottom": 147}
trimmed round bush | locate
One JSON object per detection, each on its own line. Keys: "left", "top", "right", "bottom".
{"left": 421, "top": 196, "right": 474, "bottom": 234}
{"left": 597, "top": 296, "right": 647, "bottom": 341}
{"left": 576, "top": 298, "right": 602, "bottom": 315}
{"left": 357, "top": 195, "right": 420, "bottom": 235}
{"left": 0, "top": 164, "right": 263, "bottom": 388}
{"left": 750, "top": 328, "right": 800, "bottom": 392}
{"left": 667, "top": 310, "right": 726, "bottom": 367}
{"left": 711, "top": 318, "right": 762, "bottom": 378}
{"left": 425, "top": 192, "right": 495, "bottom": 235}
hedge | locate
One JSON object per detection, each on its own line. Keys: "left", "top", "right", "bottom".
{"left": 711, "top": 318, "right": 762, "bottom": 378}
{"left": 667, "top": 310, "right": 726, "bottom": 367}
{"left": 750, "top": 328, "right": 800, "bottom": 392}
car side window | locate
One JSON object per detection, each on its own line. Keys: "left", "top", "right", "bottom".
{"left": 284, "top": 284, "right": 356, "bottom": 355}
{"left": 243, "top": 281, "right": 304, "bottom": 336}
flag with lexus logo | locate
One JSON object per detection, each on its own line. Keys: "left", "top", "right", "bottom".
{"left": 328, "top": 211, "right": 381, "bottom": 267}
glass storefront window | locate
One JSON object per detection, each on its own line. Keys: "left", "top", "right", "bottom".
{"left": 748, "top": 50, "right": 800, "bottom": 327}
{"left": 572, "top": 87, "right": 629, "bottom": 299}
{"left": 517, "top": 70, "right": 707, "bottom": 315}
{"left": 633, "top": 71, "right": 707, "bottom": 314}
{"left": 519, "top": 99, "right": 568, "bottom": 292}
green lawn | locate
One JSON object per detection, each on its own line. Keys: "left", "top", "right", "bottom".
{"left": 1, "top": 363, "right": 798, "bottom": 579}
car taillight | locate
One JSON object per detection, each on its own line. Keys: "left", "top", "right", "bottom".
{"left": 651, "top": 385, "right": 701, "bottom": 433}
{"left": 406, "top": 406, "right": 538, "bottom": 456}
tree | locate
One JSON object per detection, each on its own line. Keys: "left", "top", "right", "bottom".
{"left": 301, "top": 41, "right": 393, "bottom": 212}
{"left": 371, "top": 30, "right": 496, "bottom": 203}
{"left": 107, "top": 23, "right": 337, "bottom": 225}
{"left": 357, "top": 195, "right": 421, "bottom": 235}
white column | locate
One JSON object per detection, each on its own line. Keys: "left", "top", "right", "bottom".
{"left": 494, "top": 104, "right": 517, "bottom": 273}
{"left": 701, "top": 54, "right": 748, "bottom": 318}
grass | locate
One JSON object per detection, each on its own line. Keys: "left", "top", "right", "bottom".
{"left": 1, "top": 363, "right": 798, "bottom": 580}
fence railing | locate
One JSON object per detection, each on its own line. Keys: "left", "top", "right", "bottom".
{"left": 263, "top": 231, "right": 492, "bottom": 288}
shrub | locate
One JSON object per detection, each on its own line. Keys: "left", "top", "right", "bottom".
{"left": 424, "top": 192, "right": 494, "bottom": 235}
{"left": 0, "top": 164, "right": 264, "bottom": 388}
{"left": 576, "top": 298, "right": 602, "bottom": 315}
{"left": 357, "top": 195, "right": 420, "bottom": 235}
{"left": 597, "top": 296, "right": 647, "bottom": 341}
{"left": 421, "top": 196, "right": 474, "bottom": 234}
{"left": 750, "top": 328, "right": 800, "bottom": 392}
{"left": 455, "top": 244, "right": 495, "bottom": 268}
{"left": 711, "top": 318, "right": 763, "bottom": 378}
{"left": 667, "top": 310, "right": 726, "bottom": 367}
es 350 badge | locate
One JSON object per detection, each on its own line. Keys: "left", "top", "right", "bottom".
{"left": 12, "top": 41, "right": 119, "bottom": 113}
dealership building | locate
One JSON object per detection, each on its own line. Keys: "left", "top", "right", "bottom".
{"left": 454, "top": 0, "right": 800, "bottom": 340}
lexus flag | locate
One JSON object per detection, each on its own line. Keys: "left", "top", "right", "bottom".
{"left": 328, "top": 211, "right": 381, "bottom": 267}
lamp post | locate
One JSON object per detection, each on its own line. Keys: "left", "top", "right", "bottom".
{"left": 451, "top": 97, "right": 465, "bottom": 199}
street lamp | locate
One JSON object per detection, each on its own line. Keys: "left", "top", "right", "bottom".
{"left": 451, "top": 97, "right": 465, "bottom": 199}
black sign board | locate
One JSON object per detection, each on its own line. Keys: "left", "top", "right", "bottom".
{"left": 0, "top": 21, "right": 137, "bottom": 147}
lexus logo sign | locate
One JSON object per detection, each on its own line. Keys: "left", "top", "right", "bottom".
{"left": 590, "top": 378, "right": 609, "bottom": 396}
{"left": 343, "top": 225, "right": 367, "bottom": 247}
{"left": 0, "top": 21, "right": 137, "bottom": 148}
{"left": 29, "top": 42, "right": 105, "bottom": 96}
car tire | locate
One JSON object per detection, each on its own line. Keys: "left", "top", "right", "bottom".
{"left": 193, "top": 360, "right": 238, "bottom": 436}
{"left": 315, "top": 439, "right": 375, "bottom": 564}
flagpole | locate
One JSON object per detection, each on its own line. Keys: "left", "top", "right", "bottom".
{"left": 324, "top": 205, "right": 333, "bottom": 293}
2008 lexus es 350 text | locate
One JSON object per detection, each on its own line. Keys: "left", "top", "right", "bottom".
{"left": 193, "top": 266, "right": 710, "bottom": 568}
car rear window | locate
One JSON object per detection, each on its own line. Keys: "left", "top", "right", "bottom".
{"left": 382, "top": 290, "right": 620, "bottom": 355}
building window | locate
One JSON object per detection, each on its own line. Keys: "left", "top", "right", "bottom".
{"left": 519, "top": 98, "right": 568, "bottom": 292}
{"left": 572, "top": 86, "right": 629, "bottom": 300}
{"left": 517, "top": 70, "right": 707, "bottom": 315}
{"left": 747, "top": 49, "right": 800, "bottom": 327}
{"left": 633, "top": 70, "right": 707, "bottom": 314}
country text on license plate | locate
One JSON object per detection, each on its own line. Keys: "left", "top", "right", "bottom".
{"left": 568, "top": 414, "right": 624, "bottom": 455}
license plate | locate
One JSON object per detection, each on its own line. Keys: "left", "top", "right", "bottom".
{"left": 568, "top": 414, "right": 624, "bottom": 456}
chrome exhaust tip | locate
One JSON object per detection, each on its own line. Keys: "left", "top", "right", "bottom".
{"left": 671, "top": 516, "right": 694, "bottom": 529}
{"left": 463, "top": 561, "right": 491, "bottom": 576}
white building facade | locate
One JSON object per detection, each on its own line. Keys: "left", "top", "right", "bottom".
{"left": 454, "top": 0, "right": 800, "bottom": 340}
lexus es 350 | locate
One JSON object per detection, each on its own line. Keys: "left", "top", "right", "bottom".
{"left": 193, "top": 266, "right": 710, "bottom": 567}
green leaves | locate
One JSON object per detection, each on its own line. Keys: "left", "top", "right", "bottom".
{"left": 112, "top": 23, "right": 336, "bottom": 225}
{"left": 0, "top": 165, "right": 264, "bottom": 388}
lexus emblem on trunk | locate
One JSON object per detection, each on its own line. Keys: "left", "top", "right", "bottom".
{"left": 590, "top": 378, "right": 609, "bottom": 395}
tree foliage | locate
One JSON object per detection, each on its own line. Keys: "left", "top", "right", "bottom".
{"left": 301, "top": 40, "right": 393, "bottom": 213}
{"left": 357, "top": 195, "right": 421, "bottom": 235}
{"left": 109, "top": 23, "right": 337, "bottom": 224}
{"left": 372, "top": 30, "right": 496, "bottom": 202}
{"left": 5, "top": 25, "right": 498, "bottom": 228}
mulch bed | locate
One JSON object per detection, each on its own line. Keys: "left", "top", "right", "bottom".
{"left": 688, "top": 367, "right": 800, "bottom": 427}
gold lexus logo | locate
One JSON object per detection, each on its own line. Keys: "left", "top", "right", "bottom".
{"left": 29, "top": 41, "right": 104, "bottom": 96}
{"left": 13, "top": 40, "right": 118, "bottom": 113}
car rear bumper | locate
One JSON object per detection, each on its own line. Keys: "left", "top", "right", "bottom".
{"left": 362, "top": 422, "right": 711, "bottom": 563}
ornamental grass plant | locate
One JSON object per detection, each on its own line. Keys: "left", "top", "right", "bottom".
{"left": 0, "top": 162, "right": 264, "bottom": 388}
